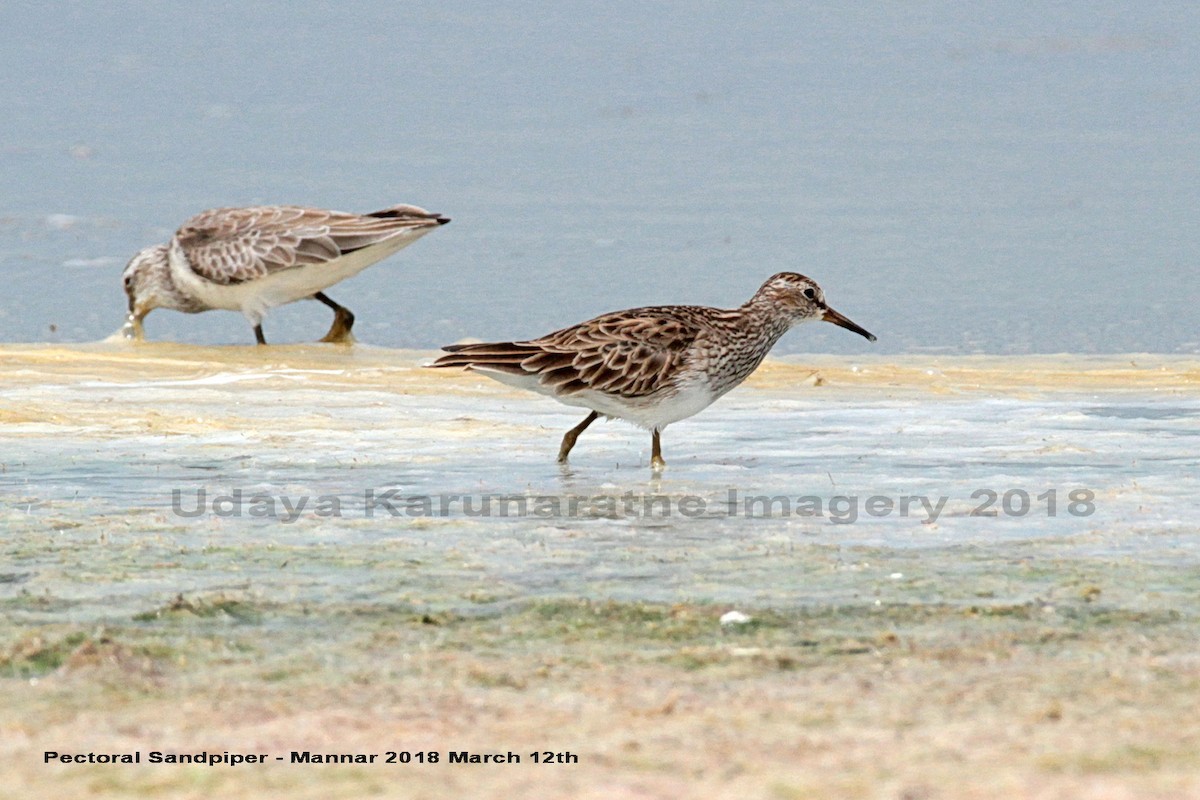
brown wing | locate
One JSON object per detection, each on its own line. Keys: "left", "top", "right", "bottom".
{"left": 176, "top": 204, "right": 448, "bottom": 285}
{"left": 433, "top": 307, "right": 704, "bottom": 398}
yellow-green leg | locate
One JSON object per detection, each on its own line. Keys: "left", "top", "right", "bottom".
{"left": 651, "top": 429, "right": 666, "bottom": 471}
{"left": 558, "top": 411, "right": 600, "bottom": 463}
{"left": 315, "top": 292, "right": 356, "bottom": 344}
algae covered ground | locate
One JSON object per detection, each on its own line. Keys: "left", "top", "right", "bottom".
{"left": 2, "top": 344, "right": 1199, "bottom": 798}
{"left": 5, "top": 588, "right": 1200, "bottom": 799}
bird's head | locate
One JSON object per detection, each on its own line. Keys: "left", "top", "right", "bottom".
{"left": 752, "top": 272, "right": 876, "bottom": 341}
{"left": 120, "top": 244, "right": 174, "bottom": 339}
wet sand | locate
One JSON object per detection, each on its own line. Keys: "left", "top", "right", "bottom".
{"left": 2, "top": 343, "right": 1199, "bottom": 799}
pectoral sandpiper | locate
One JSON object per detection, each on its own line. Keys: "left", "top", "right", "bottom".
{"left": 122, "top": 203, "right": 449, "bottom": 344}
{"left": 432, "top": 272, "right": 875, "bottom": 469}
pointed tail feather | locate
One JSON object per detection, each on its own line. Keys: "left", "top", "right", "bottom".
{"left": 368, "top": 204, "right": 450, "bottom": 225}
{"left": 430, "top": 341, "right": 542, "bottom": 374}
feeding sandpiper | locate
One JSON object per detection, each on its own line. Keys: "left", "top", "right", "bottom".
{"left": 431, "top": 272, "right": 875, "bottom": 469}
{"left": 122, "top": 203, "right": 449, "bottom": 344}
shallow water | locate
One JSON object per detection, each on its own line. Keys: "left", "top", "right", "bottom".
{"left": 3, "top": 344, "right": 1198, "bottom": 624}
{"left": 1, "top": 3, "right": 1198, "bottom": 353}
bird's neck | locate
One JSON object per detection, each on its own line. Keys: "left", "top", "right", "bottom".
{"left": 151, "top": 251, "right": 205, "bottom": 313}
{"left": 695, "top": 302, "right": 796, "bottom": 397}
{"left": 736, "top": 299, "right": 795, "bottom": 351}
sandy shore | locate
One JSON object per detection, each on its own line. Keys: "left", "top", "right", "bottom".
{"left": 2, "top": 343, "right": 1199, "bottom": 799}
{"left": 2, "top": 341, "right": 1198, "bottom": 392}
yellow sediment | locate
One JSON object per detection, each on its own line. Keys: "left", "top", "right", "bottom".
{"left": 2, "top": 342, "right": 1196, "bottom": 396}
{"left": 749, "top": 353, "right": 1200, "bottom": 393}
{"left": 0, "top": 343, "right": 544, "bottom": 438}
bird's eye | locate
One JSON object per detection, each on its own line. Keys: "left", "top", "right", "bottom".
{"left": 803, "top": 288, "right": 816, "bottom": 300}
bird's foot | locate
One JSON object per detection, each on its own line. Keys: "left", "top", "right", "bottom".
{"left": 319, "top": 311, "right": 356, "bottom": 345}
{"left": 319, "top": 328, "right": 356, "bottom": 345}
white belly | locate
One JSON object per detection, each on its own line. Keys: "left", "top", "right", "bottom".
{"left": 168, "top": 228, "right": 433, "bottom": 323}
{"left": 473, "top": 367, "right": 718, "bottom": 430}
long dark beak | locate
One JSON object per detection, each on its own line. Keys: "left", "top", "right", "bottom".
{"left": 123, "top": 292, "right": 147, "bottom": 340}
{"left": 822, "top": 307, "right": 876, "bottom": 342}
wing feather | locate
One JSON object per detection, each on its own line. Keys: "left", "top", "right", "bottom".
{"left": 176, "top": 204, "right": 446, "bottom": 285}
{"left": 432, "top": 308, "right": 704, "bottom": 398}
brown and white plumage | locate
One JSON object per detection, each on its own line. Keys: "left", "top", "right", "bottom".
{"left": 122, "top": 203, "right": 449, "bottom": 344}
{"left": 438, "top": 311, "right": 701, "bottom": 398}
{"left": 432, "top": 272, "right": 876, "bottom": 468}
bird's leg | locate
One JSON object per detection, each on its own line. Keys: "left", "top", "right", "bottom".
{"left": 314, "top": 292, "right": 356, "bottom": 344}
{"left": 558, "top": 411, "right": 600, "bottom": 463}
{"left": 651, "top": 429, "right": 666, "bottom": 471}
{"left": 254, "top": 325, "right": 267, "bottom": 346}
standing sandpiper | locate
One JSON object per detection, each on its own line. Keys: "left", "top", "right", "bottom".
{"left": 122, "top": 203, "right": 449, "bottom": 344}
{"left": 431, "top": 272, "right": 875, "bottom": 469}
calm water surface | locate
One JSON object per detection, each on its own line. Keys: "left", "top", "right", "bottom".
{"left": 1, "top": 2, "right": 1197, "bottom": 353}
